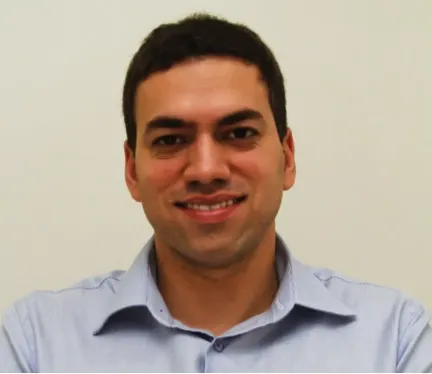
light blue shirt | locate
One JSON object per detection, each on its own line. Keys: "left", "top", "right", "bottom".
{"left": 1, "top": 235, "right": 431, "bottom": 372}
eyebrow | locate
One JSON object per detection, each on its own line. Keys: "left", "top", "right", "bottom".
{"left": 143, "top": 108, "right": 264, "bottom": 135}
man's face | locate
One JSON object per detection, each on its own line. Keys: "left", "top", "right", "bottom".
{"left": 125, "top": 57, "right": 295, "bottom": 268}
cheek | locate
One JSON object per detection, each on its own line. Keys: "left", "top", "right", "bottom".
{"left": 232, "top": 149, "right": 283, "bottom": 181}
{"left": 139, "top": 158, "right": 184, "bottom": 193}
{"left": 231, "top": 150, "right": 286, "bottom": 208}
{"left": 234, "top": 158, "right": 262, "bottom": 178}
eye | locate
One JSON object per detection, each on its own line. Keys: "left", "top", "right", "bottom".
{"left": 153, "top": 135, "right": 184, "bottom": 146}
{"left": 226, "top": 127, "right": 258, "bottom": 140}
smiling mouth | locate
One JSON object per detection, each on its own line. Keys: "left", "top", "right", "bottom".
{"left": 174, "top": 195, "right": 248, "bottom": 211}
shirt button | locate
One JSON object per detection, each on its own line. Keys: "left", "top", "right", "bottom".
{"left": 276, "top": 301, "right": 284, "bottom": 310}
{"left": 213, "top": 340, "right": 225, "bottom": 353}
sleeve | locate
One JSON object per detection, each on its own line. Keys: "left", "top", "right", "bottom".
{"left": 396, "top": 300, "right": 432, "bottom": 373}
{"left": 0, "top": 304, "right": 35, "bottom": 373}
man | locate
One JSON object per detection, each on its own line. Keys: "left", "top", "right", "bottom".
{"left": 1, "top": 13, "right": 431, "bottom": 372}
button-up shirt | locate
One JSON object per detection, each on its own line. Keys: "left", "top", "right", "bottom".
{"left": 1, "top": 235, "right": 431, "bottom": 372}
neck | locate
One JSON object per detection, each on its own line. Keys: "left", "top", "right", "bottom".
{"left": 155, "top": 230, "right": 279, "bottom": 336}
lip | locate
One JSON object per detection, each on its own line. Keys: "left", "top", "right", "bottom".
{"left": 173, "top": 194, "right": 247, "bottom": 224}
{"left": 176, "top": 193, "right": 247, "bottom": 205}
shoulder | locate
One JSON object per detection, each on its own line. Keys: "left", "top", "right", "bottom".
{"left": 14, "top": 269, "right": 124, "bottom": 304}
{"left": 293, "top": 262, "right": 432, "bottom": 371}
{"left": 2, "top": 270, "right": 126, "bottom": 334}
{"left": 314, "top": 265, "right": 426, "bottom": 309}
{"left": 0, "top": 271, "right": 126, "bottom": 372}
{"left": 310, "top": 265, "right": 430, "bottom": 341}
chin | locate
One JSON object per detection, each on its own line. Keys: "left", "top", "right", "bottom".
{"left": 179, "top": 238, "right": 251, "bottom": 269}
{"left": 184, "top": 252, "right": 242, "bottom": 269}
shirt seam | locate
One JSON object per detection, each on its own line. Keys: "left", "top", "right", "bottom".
{"left": 11, "top": 303, "right": 36, "bottom": 373}
{"left": 398, "top": 306, "right": 425, "bottom": 350}
{"left": 35, "top": 274, "right": 123, "bottom": 295}
{"left": 396, "top": 306, "right": 427, "bottom": 370}
{"left": 315, "top": 273, "right": 400, "bottom": 292}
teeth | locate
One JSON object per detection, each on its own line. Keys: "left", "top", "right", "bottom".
{"left": 186, "top": 199, "right": 237, "bottom": 211}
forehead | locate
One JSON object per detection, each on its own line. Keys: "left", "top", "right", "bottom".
{"left": 135, "top": 57, "right": 272, "bottom": 125}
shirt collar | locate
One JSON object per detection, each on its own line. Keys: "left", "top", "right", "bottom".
{"left": 92, "top": 238, "right": 170, "bottom": 335}
{"left": 273, "top": 235, "right": 356, "bottom": 319}
{"left": 92, "top": 234, "right": 356, "bottom": 335}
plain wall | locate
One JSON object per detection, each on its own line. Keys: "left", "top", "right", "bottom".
{"left": 0, "top": 0, "right": 431, "bottom": 315}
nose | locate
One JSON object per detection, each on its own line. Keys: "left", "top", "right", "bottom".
{"left": 183, "top": 134, "right": 230, "bottom": 187}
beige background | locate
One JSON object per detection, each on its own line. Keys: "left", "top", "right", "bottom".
{"left": 0, "top": 0, "right": 431, "bottom": 316}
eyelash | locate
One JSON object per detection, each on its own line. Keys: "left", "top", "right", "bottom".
{"left": 152, "top": 127, "right": 259, "bottom": 147}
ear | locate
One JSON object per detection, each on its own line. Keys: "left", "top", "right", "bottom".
{"left": 282, "top": 128, "right": 296, "bottom": 191}
{"left": 124, "top": 141, "right": 142, "bottom": 202}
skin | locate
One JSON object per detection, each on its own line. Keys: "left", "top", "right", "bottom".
{"left": 124, "top": 57, "right": 296, "bottom": 335}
